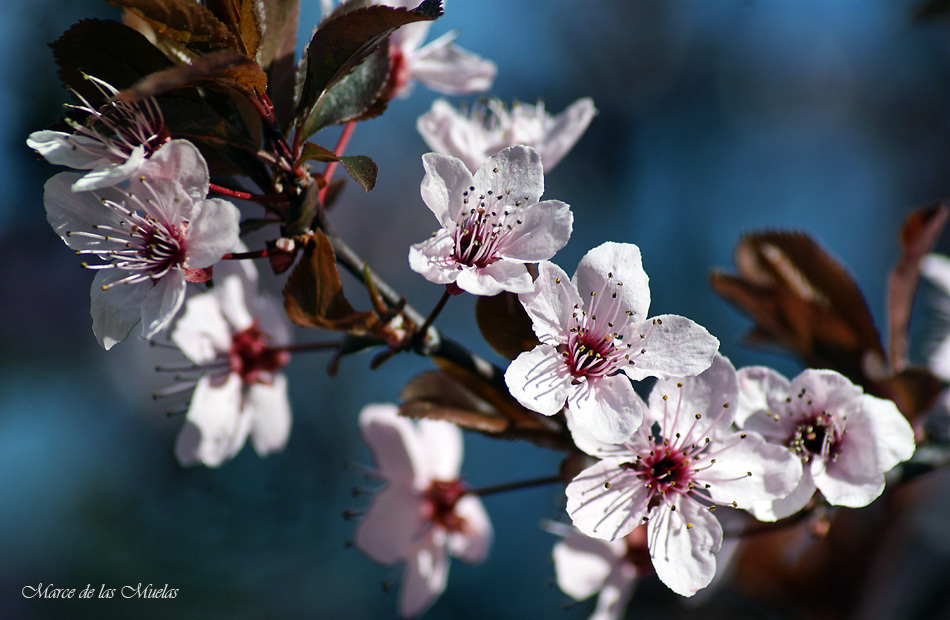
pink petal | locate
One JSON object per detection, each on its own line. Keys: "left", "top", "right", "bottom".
{"left": 621, "top": 314, "right": 719, "bottom": 382}
{"left": 171, "top": 292, "right": 231, "bottom": 363}
{"left": 410, "top": 36, "right": 496, "bottom": 95}
{"left": 185, "top": 198, "right": 241, "bottom": 269}
{"left": 447, "top": 494, "right": 493, "bottom": 564}
{"left": 566, "top": 460, "right": 649, "bottom": 542}
{"left": 399, "top": 531, "right": 450, "bottom": 618}
{"left": 572, "top": 243, "right": 651, "bottom": 323}
{"left": 647, "top": 496, "right": 721, "bottom": 597}
{"left": 533, "top": 97, "right": 598, "bottom": 172}
{"left": 140, "top": 270, "right": 186, "bottom": 339}
{"left": 90, "top": 270, "right": 150, "bottom": 350}
{"left": 358, "top": 404, "right": 422, "bottom": 487}
{"left": 736, "top": 365, "right": 791, "bottom": 426}
{"left": 354, "top": 485, "right": 423, "bottom": 566}
{"left": 518, "top": 260, "right": 581, "bottom": 341}
{"left": 553, "top": 529, "right": 624, "bottom": 601}
{"left": 454, "top": 259, "right": 532, "bottom": 296}
{"left": 505, "top": 345, "right": 574, "bottom": 416}
{"left": 421, "top": 152, "right": 473, "bottom": 227}
{"left": 408, "top": 232, "right": 458, "bottom": 286}
{"left": 174, "top": 373, "right": 249, "bottom": 467}
{"left": 473, "top": 145, "right": 543, "bottom": 207}
{"left": 417, "top": 419, "right": 463, "bottom": 481}
{"left": 567, "top": 374, "right": 644, "bottom": 444}
{"left": 248, "top": 374, "right": 292, "bottom": 457}
{"left": 498, "top": 199, "right": 573, "bottom": 262}
{"left": 44, "top": 173, "right": 126, "bottom": 250}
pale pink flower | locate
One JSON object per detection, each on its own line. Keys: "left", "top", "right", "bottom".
{"left": 505, "top": 242, "right": 719, "bottom": 444}
{"left": 565, "top": 356, "right": 801, "bottom": 596}
{"left": 354, "top": 404, "right": 492, "bottom": 618}
{"left": 920, "top": 253, "right": 950, "bottom": 380}
{"left": 417, "top": 97, "right": 597, "bottom": 173}
{"left": 44, "top": 140, "right": 240, "bottom": 349}
{"left": 552, "top": 525, "right": 641, "bottom": 620}
{"left": 27, "top": 75, "right": 169, "bottom": 191}
{"left": 409, "top": 145, "right": 573, "bottom": 296}
{"left": 382, "top": 0, "right": 496, "bottom": 97}
{"left": 736, "top": 366, "right": 916, "bottom": 520}
{"left": 169, "top": 257, "right": 292, "bottom": 468}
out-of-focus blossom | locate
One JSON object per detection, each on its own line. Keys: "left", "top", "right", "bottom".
{"left": 27, "top": 75, "right": 169, "bottom": 191}
{"left": 505, "top": 242, "right": 719, "bottom": 444}
{"left": 417, "top": 97, "right": 597, "bottom": 173}
{"left": 409, "top": 145, "right": 572, "bottom": 296}
{"left": 169, "top": 257, "right": 292, "bottom": 468}
{"left": 736, "top": 366, "right": 916, "bottom": 520}
{"left": 920, "top": 253, "right": 950, "bottom": 380}
{"left": 565, "top": 356, "right": 801, "bottom": 596}
{"left": 354, "top": 404, "right": 492, "bottom": 618}
{"left": 44, "top": 140, "right": 240, "bottom": 348}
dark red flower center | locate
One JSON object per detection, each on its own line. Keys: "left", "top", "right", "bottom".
{"left": 421, "top": 479, "right": 469, "bottom": 533}
{"left": 229, "top": 321, "right": 289, "bottom": 385}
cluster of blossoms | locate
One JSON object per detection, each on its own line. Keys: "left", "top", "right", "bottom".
{"left": 30, "top": 1, "right": 931, "bottom": 619}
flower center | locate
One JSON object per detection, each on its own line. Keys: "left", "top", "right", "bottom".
{"left": 786, "top": 411, "right": 840, "bottom": 464}
{"left": 421, "top": 479, "right": 469, "bottom": 533}
{"left": 229, "top": 321, "right": 290, "bottom": 385}
{"left": 561, "top": 272, "right": 633, "bottom": 380}
{"left": 637, "top": 447, "right": 693, "bottom": 503}
{"left": 452, "top": 185, "right": 521, "bottom": 268}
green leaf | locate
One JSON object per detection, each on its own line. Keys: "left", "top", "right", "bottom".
{"left": 298, "top": 45, "right": 390, "bottom": 137}
{"left": 105, "top": 0, "right": 235, "bottom": 53}
{"left": 257, "top": 0, "right": 300, "bottom": 128}
{"left": 298, "top": 142, "right": 339, "bottom": 163}
{"left": 51, "top": 19, "right": 174, "bottom": 104}
{"left": 293, "top": 0, "right": 442, "bottom": 135}
{"left": 338, "top": 155, "right": 377, "bottom": 192}
{"left": 284, "top": 181, "right": 320, "bottom": 237}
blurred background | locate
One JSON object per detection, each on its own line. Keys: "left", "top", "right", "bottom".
{"left": 3, "top": 0, "right": 950, "bottom": 618}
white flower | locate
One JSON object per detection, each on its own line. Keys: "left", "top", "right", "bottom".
{"left": 27, "top": 75, "right": 169, "bottom": 191}
{"left": 44, "top": 140, "right": 240, "bottom": 349}
{"left": 920, "top": 252, "right": 950, "bottom": 380}
{"left": 354, "top": 404, "right": 492, "bottom": 618}
{"left": 382, "top": 0, "right": 496, "bottom": 97}
{"left": 564, "top": 356, "right": 801, "bottom": 597}
{"left": 169, "top": 257, "right": 293, "bottom": 468}
{"left": 552, "top": 526, "right": 640, "bottom": 620}
{"left": 417, "top": 98, "right": 597, "bottom": 173}
{"left": 736, "top": 366, "right": 916, "bottom": 520}
{"left": 409, "top": 145, "right": 573, "bottom": 296}
{"left": 505, "top": 242, "right": 719, "bottom": 444}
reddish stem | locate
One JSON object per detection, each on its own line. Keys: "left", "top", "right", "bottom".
{"left": 319, "top": 121, "right": 358, "bottom": 206}
{"left": 222, "top": 249, "right": 272, "bottom": 260}
{"left": 209, "top": 183, "right": 289, "bottom": 204}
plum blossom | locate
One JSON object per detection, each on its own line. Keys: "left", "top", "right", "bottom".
{"left": 168, "top": 256, "right": 292, "bottom": 467}
{"left": 505, "top": 242, "right": 719, "bottom": 444}
{"left": 417, "top": 97, "right": 597, "bottom": 173}
{"left": 320, "top": 0, "right": 495, "bottom": 97}
{"left": 551, "top": 524, "right": 643, "bottom": 620}
{"left": 27, "top": 75, "right": 169, "bottom": 191}
{"left": 564, "top": 356, "right": 801, "bottom": 596}
{"left": 735, "top": 366, "right": 916, "bottom": 521}
{"left": 409, "top": 145, "right": 572, "bottom": 296}
{"left": 920, "top": 252, "right": 950, "bottom": 380}
{"left": 44, "top": 139, "right": 240, "bottom": 349}
{"left": 354, "top": 404, "right": 492, "bottom": 618}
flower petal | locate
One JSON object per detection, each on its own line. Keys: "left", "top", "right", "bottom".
{"left": 410, "top": 35, "right": 496, "bottom": 95}
{"left": 473, "top": 145, "right": 543, "bottom": 207}
{"left": 532, "top": 97, "right": 598, "bottom": 171}
{"left": 28, "top": 131, "right": 105, "bottom": 169}
{"left": 139, "top": 139, "right": 210, "bottom": 203}
{"left": 353, "top": 485, "right": 422, "bottom": 565}
{"left": 736, "top": 366, "right": 791, "bottom": 426}
{"left": 358, "top": 404, "right": 422, "bottom": 488}
{"left": 447, "top": 494, "right": 493, "bottom": 564}
{"left": 747, "top": 468, "right": 816, "bottom": 521}
{"left": 703, "top": 432, "right": 802, "bottom": 513}
{"left": 417, "top": 419, "right": 463, "bottom": 481}
{"left": 171, "top": 291, "right": 231, "bottom": 363}
{"left": 648, "top": 354, "right": 738, "bottom": 440}
{"left": 409, "top": 231, "right": 458, "bottom": 286}
{"left": 71, "top": 147, "right": 146, "bottom": 191}
{"left": 90, "top": 270, "right": 149, "bottom": 349}
{"left": 647, "top": 497, "right": 721, "bottom": 597}
{"left": 174, "top": 373, "right": 249, "bottom": 467}
{"left": 553, "top": 529, "right": 624, "bottom": 601}
{"left": 140, "top": 270, "right": 186, "bottom": 339}
{"left": 184, "top": 198, "right": 241, "bottom": 269}
{"left": 518, "top": 260, "right": 581, "bottom": 341}
{"left": 573, "top": 243, "right": 651, "bottom": 323}
{"left": 421, "top": 152, "right": 473, "bottom": 227}
{"left": 566, "top": 460, "right": 649, "bottom": 542}
{"left": 622, "top": 315, "right": 719, "bottom": 382}
{"left": 44, "top": 173, "right": 125, "bottom": 250}
{"left": 505, "top": 345, "right": 574, "bottom": 416}
{"left": 248, "top": 374, "right": 292, "bottom": 457}
{"left": 454, "top": 259, "right": 532, "bottom": 296}
{"left": 399, "top": 530, "right": 450, "bottom": 618}
{"left": 416, "top": 99, "right": 490, "bottom": 174}
{"left": 567, "top": 374, "right": 644, "bottom": 444}
{"left": 498, "top": 199, "right": 573, "bottom": 262}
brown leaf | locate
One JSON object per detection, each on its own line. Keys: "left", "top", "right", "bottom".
{"left": 475, "top": 291, "right": 540, "bottom": 360}
{"left": 879, "top": 366, "right": 944, "bottom": 422}
{"left": 282, "top": 230, "right": 381, "bottom": 333}
{"left": 106, "top": 0, "right": 236, "bottom": 53}
{"left": 258, "top": 0, "right": 300, "bottom": 128}
{"left": 399, "top": 370, "right": 509, "bottom": 433}
{"left": 711, "top": 231, "right": 886, "bottom": 389}
{"left": 204, "top": 0, "right": 263, "bottom": 59}
{"left": 887, "top": 203, "right": 949, "bottom": 371}
{"left": 119, "top": 50, "right": 267, "bottom": 101}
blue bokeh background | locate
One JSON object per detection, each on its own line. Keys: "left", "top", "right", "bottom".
{"left": 3, "top": 1, "right": 950, "bottom": 619}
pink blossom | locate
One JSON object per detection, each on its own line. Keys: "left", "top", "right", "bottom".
{"left": 409, "top": 145, "right": 573, "bottom": 296}
{"left": 44, "top": 140, "right": 240, "bottom": 348}
{"left": 564, "top": 356, "right": 801, "bottom": 596}
{"left": 505, "top": 242, "right": 719, "bottom": 443}
{"left": 354, "top": 404, "right": 492, "bottom": 618}
{"left": 169, "top": 257, "right": 293, "bottom": 468}
{"left": 27, "top": 75, "right": 169, "bottom": 191}
{"left": 417, "top": 97, "right": 597, "bottom": 173}
{"left": 736, "top": 366, "right": 916, "bottom": 520}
